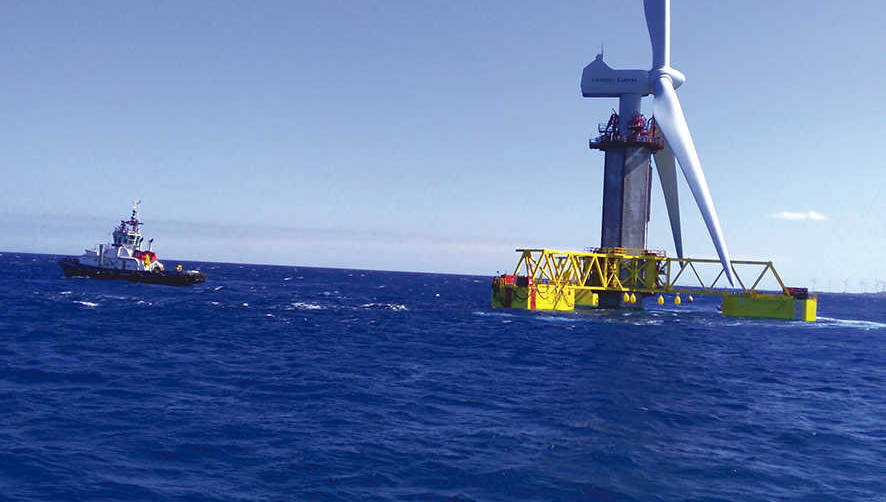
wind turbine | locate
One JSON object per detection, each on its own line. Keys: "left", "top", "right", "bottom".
{"left": 581, "top": 0, "right": 734, "bottom": 285}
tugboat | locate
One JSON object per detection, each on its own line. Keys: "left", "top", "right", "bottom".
{"left": 59, "top": 202, "right": 206, "bottom": 286}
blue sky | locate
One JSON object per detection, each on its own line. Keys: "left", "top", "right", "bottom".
{"left": 1, "top": 0, "right": 884, "bottom": 291}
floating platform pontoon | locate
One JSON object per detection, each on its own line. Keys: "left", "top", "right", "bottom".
{"left": 491, "top": 248, "right": 817, "bottom": 322}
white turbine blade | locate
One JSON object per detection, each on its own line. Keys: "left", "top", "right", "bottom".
{"left": 652, "top": 75, "right": 734, "bottom": 285}
{"left": 644, "top": 0, "right": 669, "bottom": 69}
{"left": 652, "top": 137, "right": 683, "bottom": 259}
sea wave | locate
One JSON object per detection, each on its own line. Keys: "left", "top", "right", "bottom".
{"left": 361, "top": 303, "right": 407, "bottom": 311}
{"left": 289, "top": 302, "right": 325, "bottom": 311}
{"left": 818, "top": 316, "right": 886, "bottom": 330}
{"left": 472, "top": 311, "right": 516, "bottom": 318}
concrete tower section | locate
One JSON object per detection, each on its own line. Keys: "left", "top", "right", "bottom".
{"left": 619, "top": 144, "right": 654, "bottom": 249}
{"left": 590, "top": 100, "right": 661, "bottom": 253}
{"left": 598, "top": 94, "right": 656, "bottom": 251}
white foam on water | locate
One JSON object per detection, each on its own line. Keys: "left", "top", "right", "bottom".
{"left": 818, "top": 316, "right": 886, "bottom": 330}
{"left": 472, "top": 311, "right": 516, "bottom": 319}
{"left": 241, "top": 303, "right": 249, "bottom": 307}
{"left": 60, "top": 291, "right": 72, "bottom": 295}
{"left": 100, "top": 294, "right": 130, "bottom": 301}
{"left": 361, "top": 303, "right": 408, "bottom": 311}
{"left": 632, "top": 319, "right": 663, "bottom": 326}
{"left": 74, "top": 301, "right": 99, "bottom": 308}
{"left": 213, "top": 286, "right": 224, "bottom": 291}
{"left": 535, "top": 315, "right": 577, "bottom": 323}
{"left": 290, "top": 302, "right": 325, "bottom": 311}
{"left": 283, "top": 277, "right": 293, "bottom": 281}
{"left": 210, "top": 301, "right": 220, "bottom": 306}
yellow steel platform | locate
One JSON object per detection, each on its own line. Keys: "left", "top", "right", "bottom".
{"left": 491, "top": 248, "right": 817, "bottom": 322}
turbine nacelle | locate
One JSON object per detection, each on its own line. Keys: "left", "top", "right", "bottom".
{"left": 581, "top": 54, "right": 686, "bottom": 98}
{"left": 580, "top": 54, "right": 650, "bottom": 97}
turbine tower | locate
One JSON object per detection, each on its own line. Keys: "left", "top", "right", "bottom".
{"left": 581, "top": 0, "right": 733, "bottom": 285}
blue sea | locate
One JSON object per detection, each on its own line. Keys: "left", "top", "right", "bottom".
{"left": 2, "top": 252, "right": 884, "bottom": 501}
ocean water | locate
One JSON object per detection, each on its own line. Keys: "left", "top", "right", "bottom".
{"left": 1, "top": 252, "right": 884, "bottom": 501}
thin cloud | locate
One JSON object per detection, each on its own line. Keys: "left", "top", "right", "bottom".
{"left": 771, "top": 210, "right": 827, "bottom": 221}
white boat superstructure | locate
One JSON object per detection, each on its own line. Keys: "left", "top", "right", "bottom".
{"left": 76, "top": 202, "right": 165, "bottom": 273}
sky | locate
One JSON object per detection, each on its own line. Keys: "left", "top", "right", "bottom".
{"left": 1, "top": 0, "right": 884, "bottom": 291}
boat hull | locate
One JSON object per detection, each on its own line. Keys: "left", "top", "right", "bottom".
{"left": 59, "top": 258, "right": 205, "bottom": 286}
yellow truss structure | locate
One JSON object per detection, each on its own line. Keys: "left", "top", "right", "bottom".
{"left": 511, "top": 248, "right": 791, "bottom": 297}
